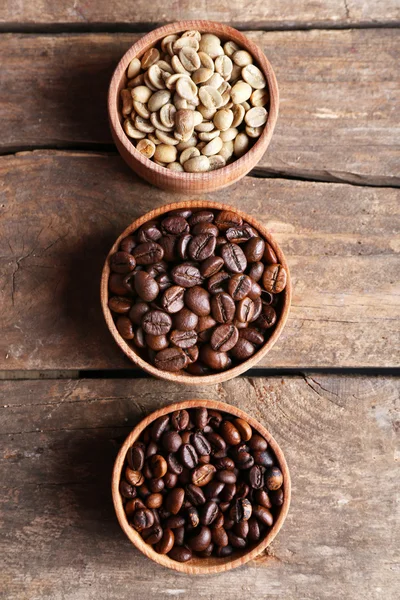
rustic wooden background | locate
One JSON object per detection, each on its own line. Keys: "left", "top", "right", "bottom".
{"left": 0, "top": 2, "right": 399, "bottom": 599}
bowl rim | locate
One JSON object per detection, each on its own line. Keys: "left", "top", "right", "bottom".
{"left": 100, "top": 200, "right": 292, "bottom": 384}
{"left": 108, "top": 19, "right": 279, "bottom": 182}
{"left": 112, "top": 398, "right": 291, "bottom": 574}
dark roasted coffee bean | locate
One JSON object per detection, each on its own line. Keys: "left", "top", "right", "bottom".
{"left": 210, "top": 324, "right": 239, "bottom": 352}
{"left": 248, "top": 261, "right": 264, "bottom": 282}
{"left": 161, "top": 216, "right": 189, "bottom": 236}
{"left": 263, "top": 242, "right": 278, "bottom": 264}
{"left": 146, "top": 260, "right": 168, "bottom": 276}
{"left": 185, "top": 484, "right": 206, "bottom": 506}
{"left": 230, "top": 498, "right": 252, "bottom": 522}
{"left": 173, "top": 308, "right": 198, "bottom": 331}
{"left": 206, "top": 431, "right": 226, "bottom": 453}
{"left": 208, "top": 271, "right": 230, "bottom": 294}
{"left": 214, "top": 210, "right": 242, "bottom": 231}
{"left": 221, "top": 243, "right": 247, "bottom": 273}
{"left": 244, "top": 237, "right": 265, "bottom": 262}
{"left": 188, "top": 526, "right": 212, "bottom": 552}
{"left": 162, "top": 431, "right": 182, "bottom": 453}
{"left": 192, "top": 464, "right": 216, "bottom": 487}
{"left": 233, "top": 418, "right": 252, "bottom": 442}
{"left": 270, "top": 488, "right": 284, "bottom": 506}
{"left": 204, "top": 480, "right": 225, "bottom": 500}
{"left": 187, "top": 506, "right": 200, "bottom": 528}
{"left": 145, "top": 333, "right": 169, "bottom": 351}
{"left": 164, "top": 515, "right": 185, "bottom": 530}
{"left": 110, "top": 251, "right": 136, "bottom": 274}
{"left": 181, "top": 431, "right": 192, "bottom": 444}
{"left": 149, "top": 454, "right": 168, "bottom": 478}
{"left": 262, "top": 263, "right": 287, "bottom": 293}
{"left": 165, "top": 488, "right": 185, "bottom": 515}
{"left": 154, "top": 347, "right": 187, "bottom": 372}
{"left": 159, "top": 235, "right": 178, "bottom": 262}
{"left": 233, "top": 520, "right": 249, "bottom": 539}
{"left": 194, "top": 407, "right": 208, "bottom": 429}
{"left": 217, "top": 470, "right": 237, "bottom": 484}
{"left": 201, "top": 501, "right": 219, "bottom": 526}
{"left": 227, "top": 531, "right": 247, "bottom": 549}
{"left": 109, "top": 273, "right": 128, "bottom": 295}
{"left": 132, "top": 242, "right": 164, "bottom": 265}
{"left": 214, "top": 457, "right": 235, "bottom": 471}
{"left": 188, "top": 210, "right": 214, "bottom": 226}
{"left": 254, "top": 489, "right": 272, "bottom": 509}
{"left": 127, "top": 444, "right": 145, "bottom": 471}
{"left": 155, "top": 528, "right": 175, "bottom": 554}
{"left": 236, "top": 297, "right": 255, "bottom": 323}
{"left": 239, "top": 328, "right": 264, "bottom": 346}
{"left": 171, "top": 263, "right": 203, "bottom": 288}
{"left": 196, "top": 315, "right": 217, "bottom": 333}
{"left": 119, "top": 480, "right": 137, "bottom": 499}
{"left": 188, "top": 233, "right": 216, "bottom": 262}
{"left": 256, "top": 305, "right": 277, "bottom": 329}
{"left": 168, "top": 208, "right": 193, "bottom": 219}
{"left": 138, "top": 221, "right": 162, "bottom": 243}
{"left": 230, "top": 338, "right": 255, "bottom": 360}
{"left": 168, "top": 546, "right": 192, "bottom": 562}
{"left": 132, "top": 508, "right": 154, "bottom": 532}
{"left": 235, "top": 481, "right": 250, "bottom": 499}
{"left": 200, "top": 256, "right": 224, "bottom": 278}
{"left": 248, "top": 280, "right": 262, "bottom": 300}
{"left": 249, "top": 465, "right": 265, "bottom": 489}
{"left": 191, "top": 432, "right": 212, "bottom": 456}
{"left": 212, "top": 527, "right": 229, "bottom": 547}
{"left": 161, "top": 286, "right": 185, "bottom": 314}
{"left": 174, "top": 526, "right": 185, "bottom": 546}
{"left": 220, "top": 420, "right": 241, "bottom": 445}
{"left": 197, "top": 542, "right": 214, "bottom": 558}
{"left": 120, "top": 235, "right": 137, "bottom": 253}
{"left": 170, "top": 329, "right": 198, "bottom": 349}
{"left": 247, "top": 517, "right": 261, "bottom": 542}
{"left": 249, "top": 434, "right": 268, "bottom": 451}
{"left": 265, "top": 466, "right": 283, "bottom": 490}
{"left": 253, "top": 450, "right": 274, "bottom": 467}
{"left": 216, "top": 236, "right": 227, "bottom": 246}
{"left": 253, "top": 505, "right": 274, "bottom": 527}
{"left": 155, "top": 272, "right": 172, "bottom": 291}
{"left": 211, "top": 292, "right": 235, "bottom": 324}
{"left": 149, "top": 477, "right": 165, "bottom": 493}
{"left": 261, "top": 291, "right": 275, "bottom": 305}
{"left": 108, "top": 296, "right": 132, "bottom": 314}
{"left": 171, "top": 409, "right": 190, "bottom": 431}
{"left": 146, "top": 493, "right": 163, "bottom": 509}
{"left": 146, "top": 441, "right": 158, "bottom": 457}
{"left": 228, "top": 274, "right": 252, "bottom": 301}
{"left": 134, "top": 270, "right": 159, "bottom": 302}
{"left": 226, "top": 224, "right": 256, "bottom": 244}
{"left": 184, "top": 286, "right": 211, "bottom": 317}
{"left": 142, "top": 462, "right": 153, "bottom": 480}
{"left": 180, "top": 444, "right": 198, "bottom": 469}
{"left": 116, "top": 316, "right": 135, "bottom": 340}
{"left": 164, "top": 471, "right": 179, "bottom": 487}
{"left": 151, "top": 415, "right": 170, "bottom": 441}
{"left": 215, "top": 544, "right": 233, "bottom": 557}
{"left": 129, "top": 301, "right": 150, "bottom": 325}
{"left": 142, "top": 310, "right": 172, "bottom": 335}
{"left": 192, "top": 222, "right": 219, "bottom": 236}
{"left": 236, "top": 452, "right": 254, "bottom": 470}
{"left": 176, "top": 234, "right": 192, "bottom": 260}
{"left": 200, "top": 345, "right": 230, "bottom": 370}
{"left": 220, "top": 483, "right": 236, "bottom": 502}
{"left": 212, "top": 511, "right": 225, "bottom": 529}
{"left": 142, "top": 524, "right": 163, "bottom": 545}
{"left": 125, "top": 498, "right": 145, "bottom": 516}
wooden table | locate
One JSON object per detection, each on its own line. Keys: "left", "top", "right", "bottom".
{"left": 0, "top": 3, "right": 399, "bottom": 598}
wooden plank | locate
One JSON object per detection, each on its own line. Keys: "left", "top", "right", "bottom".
{"left": 0, "top": 150, "right": 399, "bottom": 371}
{"left": 0, "top": 30, "right": 399, "bottom": 186}
{"left": 0, "top": 1, "right": 399, "bottom": 29}
{"left": 1, "top": 376, "right": 398, "bottom": 599}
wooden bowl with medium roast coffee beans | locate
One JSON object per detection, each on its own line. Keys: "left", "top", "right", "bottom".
{"left": 108, "top": 21, "right": 279, "bottom": 192}
{"left": 101, "top": 201, "right": 291, "bottom": 384}
{"left": 112, "top": 400, "right": 290, "bottom": 574}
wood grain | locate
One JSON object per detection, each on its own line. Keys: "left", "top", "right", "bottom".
{"left": 0, "top": 150, "right": 399, "bottom": 371}
{"left": 0, "top": 30, "right": 399, "bottom": 185}
{"left": 0, "top": 0, "right": 399, "bottom": 29}
{"left": 1, "top": 376, "right": 398, "bottom": 598}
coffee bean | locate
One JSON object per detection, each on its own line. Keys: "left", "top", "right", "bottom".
{"left": 159, "top": 235, "right": 178, "bottom": 262}
{"left": 211, "top": 292, "right": 236, "bottom": 323}
{"left": 155, "top": 528, "right": 175, "bottom": 554}
{"left": 145, "top": 333, "right": 169, "bottom": 351}
{"left": 129, "top": 302, "right": 150, "bottom": 325}
{"left": 109, "top": 273, "right": 128, "bottom": 295}
{"left": 265, "top": 466, "right": 283, "bottom": 490}
{"left": 110, "top": 251, "right": 136, "bottom": 274}
{"left": 251, "top": 297, "right": 262, "bottom": 322}
{"left": 185, "top": 286, "right": 211, "bottom": 316}
{"left": 221, "top": 243, "right": 247, "bottom": 273}
{"left": 208, "top": 271, "right": 230, "bottom": 294}
{"left": 116, "top": 316, "right": 135, "bottom": 340}
{"left": 132, "top": 242, "right": 164, "bottom": 265}
{"left": 212, "top": 527, "right": 229, "bottom": 547}
{"left": 192, "top": 222, "right": 219, "bottom": 236}
{"left": 173, "top": 308, "right": 198, "bottom": 331}
{"left": 108, "top": 296, "right": 132, "bottom": 314}
{"left": 262, "top": 264, "right": 287, "bottom": 293}
{"left": 154, "top": 347, "right": 187, "bottom": 372}
{"left": 214, "top": 457, "right": 235, "bottom": 471}
{"left": 120, "top": 235, "right": 137, "bottom": 253}
{"left": 191, "top": 432, "right": 212, "bottom": 456}
{"left": 256, "top": 305, "right": 277, "bottom": 329}
{"left": 235, "top": 482, "right": 250, "bottom": 499}
{"left": 204, "top": 480, "right": 225, "bottom": 500}
{"left": 270, "top": 488, "right": 284, "bottom": 506}
{"left": 188, "top": 233, "right": 217, "bottom": 262}
{"left": 249, "top": 465, "right": 265, "bottom": 489}
{"left": 192, "top": 464, "right": 216, "bottom": 487}
{"left": 227, "top": 531, "right": 247, "bottom": 549}
{"left": 168, "top": 546, "right": 192, "bottom": 562}
{"left": 253, "top": 450, "right": 274, "bottom": 467}
{"left": 149, "top": 454, "right": 168, "bottom": 478}
{"left": 161, "top": 216, "right": 190, "bottom": 236}
{"left": 132, "top": 508, "right": 154, "bottom": 531}
{"left": 165, "top": 488, "right": 185, "bottom": 514}
{"left": 188, "top": 210, "right": 214, "bottom": 227}
{"left": 231, "top": 338, "right": 255, "bottom": 360}
{"left": 200, "top": 256, "right": 224, "bottom": 278}
{"left": 210, "top": 324, "right": 239, "bottom": 352}
{"left": 214, "top": 211, "right": 243, "bottom": 231}
{"left": 228, "top": 274, "right": 252, "bottom": 301}
{"left": 142, "top": 524, "right": 163, "bottom": 545}
{"left": 200, "top": 345, "right": 230, "bottom": 370}
{"left": 187, "top": 506, "right": 200, "bottom": 528}
{"left": 249, "top": 434, "right": 268, "bottom": 451}
{"left": 125, "top": 467, "right": 144, "bottom": 486}
{"left": 146, "top": 441, "right": 158, "bottom": 457}
{"left": 248, "top": 261, "right": 264, "bottom": 282}
{"left": 174, "top": 526, "right": 185, "bottom": 546}
{"left": 254, "top": 489, "right": 272, "bottom": 509}
{"left": 150, "top": 415, "right": 169, "bottom": 442}
{"left": 166, "top": 453, "right": 183, "bottom": 476}
{"left": 188, "top": 526, "right": 212, "bottom": 552}
{"left": 253, "top": 505, "right": 273, "bottom": 527}
{"left": 161, "top": 286, "right": 185, "bottom": 314}
{"left": 233, "top": 520, "right": 249, "bottom": 539}
{"left": 142, "top": 310, "right": 172, "bottom": 335}
{"left": 134, "top": 270, "right": 159, "bottom": 302}
{"left": 194, "top": 407, "right": 208, "bottom": 429}
{"left": 171, "top": 409, "right": 190, "bottom": 431}
{"left": 226, "top": 225, "right": 256, "bottom": 244}
{"left": 236, "top": 297, "right": 255, "bottom": 323}
{"left": 230, "top": 498, "right": 252, "bottom": 522}
{"left": 248, "top": 517, "right": 261, "bottom": 541}
{"left": 176, "top": 234, "right": 192, "bottom": 260}
{"left": 180, "top": 444, "right": 198, "bottom": 469}
{"left": 127, "top": 444, "right": 145, "bottom": 471}
{"left": 239, "top": 328, "right": 264, "bottom": 346}
{"left": 119, "top": 480, "right": 137, "bottom": 499}
{"left": 162, "top": 431, "right": 182, "bottom": 453}
{"left": 244, "top": 237, "right": 265, "bottom": 262}
{"left": 182, "top": 345, "right": 199, "bottom": 364}
{"left": 149, "top": 477, "right": 165, "bottom": 493}
{"left": 206, "top": 431, "right": 226, "bottom": 453}
{"left": 138, "top": 222, "right": 162, "bottom": 243}
{"left": 169, "top": 329, "right": 198, "bottom": 349}
{"left": 146, "top": 493, "right": 163, "bottom": 509}
{"left": 234, "top": 419, "right": 252, "bottom": 442}
{"left": 217, "top": 470, "right": 237, "bottom": 484}
{"left": 185, "top": 484, "right": 206, "bottom": 506}
{"left": 215, "top": 545, "right": 233, "bottom": 557}
{"left": 201, "top": 501, "right": 219, "bottom": 525}
{"left": 171, "top": 263, "right": 203, "bottom": 288}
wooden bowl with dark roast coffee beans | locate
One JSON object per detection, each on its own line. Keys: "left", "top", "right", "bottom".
{"left": 108, "top": 20, "right": 279, "bottom": 192}
{"left": 101, "top": 201, "right": 291, "bottom": 384}
{"left": 112, "top": 399, "right": 291, "bottom": 574}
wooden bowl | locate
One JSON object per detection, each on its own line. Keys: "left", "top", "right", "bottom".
{"left": 100, "top": 200, "right": 291, "bottom": 384}
{"left": 108, "top": 20, "right": 279, "bottom": 193}
{"left": 112, "top": 399, "right": 291, "bottom": 574}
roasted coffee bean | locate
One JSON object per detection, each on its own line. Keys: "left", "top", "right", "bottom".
{"left": 248, "top": 517, "right": 261, "bottom": 542}
{"left": 248, "top": 280, "right": 262, "bottom": 300}
{"left": 254, "top": 489, "right": 272, "bottom": 509}
{"left": 212, "top": 511, "right": 225, "bottom": 529}
{"left": 125, "top": 467, "right": 144, "bottom": 486}
{"left": 125, "top": 498, "right": 145, "bottom": 516}
{"left": 210, "top": 324, "right": 239, "bottom": 352}
{"left": 171, "top": 263, "right": 203, "bottom": 288}
{"left": 187, "top": 506, "right": 200, "bottom": 528}
{"left": 146, "top": 441, "right": 158, "bottom": 457}
{"left": 188, "top": 526, "right": 212, "bottom": 552}
{"left": 188, "top": 233, "right": 217, "bottom": 261}
{"left": 226, "top": 224, "right": 256, "bottom": 244}
{"left": 234, "top": 419, "right": 252, "bottom": 442}
{"left": 217, "top": 470, "right": 237, "bottom": 484}
{"left": 220, "top": 420, "right": 241, "bottom": 445}
{"left": 253, "top": 505, "right": 273, "bottom": 527}
{"left": 151, "top": 415, "right": 170, "bottom": 441}
{"left": 262, "top": 263, "right": 287, "bottom": 293}
{"left": 109, "top": 273, "right": 128, "bottom": 295}
{"left": 164, "top": 471, "right": 179, "bottom": 487}
{"left": 142, "top": 524, "right": 163, "bottom": 545}
{"left": 134, "top": 270, "right": 159, "bottom": 302}
{"left": 165, "top": 488, "right": 185, "bottom": 515}
{"left": 214, "top": 457, "right": 235, "bottom": 471}
{"left": 161, "top": 216, "right": 189, "bottom": 236}
{"left": 270, "top": 488, "right": 284, "bottom": 506}
{"left": 235, "top": 482, "right": 250, "bottom": 499}
{"left": 192, "top": 464, "right": 216, "bottom": 487}
{"left": 120, "top": 235, "right": 137, "bottom": 253}
{"left": 146, "top": 493, "right": 163, "bottom": 509}
{"left": 155, "top": 528, "right": 175, "bottom": 554}
{"left": 197, "top": 542, "right": 214, "bottom": 558}
{"left": 233, "top": 520, "right": 249, "bottom": 539}
{"left": 185, "top": 286, "right": 211, "bottom": 316}
{"left": 200, "top": 345, "right": 230, "bottom": 370}
{"left": 208, "top": 271, "right": 230, "bottom": 294}
{"left": 176, "top": 234, "right": 192, "bottom": 260}
{"left": 155, "top": 272, "right": 172, "bottom": 291}
{"left": 138, "top": 222, "right": 162, "bottom": 243}
{"left": 253, "top": 450, "right": 274, "bottom": 467}
{"left": 249, "top": 434, "right": 268, "bottom": 451}
{"left": 145, "top": 333, "right": 169, "bottom": 351}
{"left": 239, "top": 328, "right": 264, "bottom": 346}
{"left": 173, "top": 308, "right": 198, "bottom": 331}
{"left": 132, "top": 242, "right": 164, "bottom": 265}
{"left": 154, "top": 347, "right": 187, "bottom": 372}
{"left": 220, "top": 483, "right": 236, "bottom": 502}
{"left": 182, "top": 345, "right": 199, "bottom": 364}
{"left": 119, "top": 480, "right": 137, "bottom": 499}
{"left": 174, "top": 526, "right": 185, "bottom": 546}
{"left": 194, "top": 407, "right": 208, "bottom": 429}
{"left": 149, "top": 454, "right": 168, "bottom": 478}
{"left": 129, "top": 302, "right": 150, "bottom": 325}
{"left": 162, "top": 431, "right": 183, "bottom": 453}
{"left": 110, "top": 251, "right": 136, "bottom": 274}
{"left": 200, "top": 256, "right": 224, "bottom": 278}
{"left": 142, "top": 310, "right": 172, "bottom": 335}
{"left": 180, "top": 444, "right": 198, "bottom": 469}
{"left": 248, "top": 261, "right": 264, "bottom": 282}
{"left": 251, "top": 297, "right": 262, "bottom": 322}
{"left": 215, "top": 545, "right": 233, "bottom": 558}
{"left": 127, "top": 444, "right": 145, "bottom": 471}
{"left": 228, "top": 274, "right": 252, "bottom": 301}
{"left": 161, "top": 286, "right": 185, "bottom": 314}
{"left": 263, "top": 243, "right": 278, "bottom": 264}
{"left": 170, "top": 329, "right": 198, "bottom": 349}
{"left": 191, "top": 432, "right": 212, "bottom": 456}
{"left": 256, "top": 305, "right": 277, "bottom": 329}
{"left": 227, "top": 531, "right": 246, "bottom": 549}
{"left": 204, "top": 480, "right": 225, "bottom": 499}
{"left": 108, "top": 296, "right": 132, "bottom": 314}
{"left": 185, "top": 483, "right": 206, "bottom": 506}
{"left": 212, "top": 527, "right": 229, "bottom": 547}
{"left": 230, "top": 498, "right": 252, "bottom": 522}
{"left": 168, "top": 546, "right": 192, "bottom": 562}
{"left": 166, "top": 452, "right": 183, "bottom": 475}
{"left": 181, "top": 432, "right": 192, "bottom": 444}
{"left": 221, "top": 243, "right": 247, "bottom": 273}
{"left": 265, "top": 466, "right": 283, "bottom": 490}
{"left": 211, "top": 292, "right": 236, "bottom": 323}
{"left": 132, "top": 508, "right": 154, "bottom": 531}
{"left": 171, "top": 409, "right": 190, "bottom": 431}
{"left": 230, "top": 338, "right": 255, "bottom": 360}
{"left": 158, "top": 235, "right": 178, "bottom": 262}
{"left": 206, "top": 431, "right": 226, "bottom": 453}
{"left": 201, "top": 501, "right": 219, "bottom": 525}
{"left": 244, "top": 237, "right": 265, "bottom": 262}
{"left": 215, "top": 211, "right": 242, "bottom": 231}
{"left": 236, "top": 297, "right": 255, "bottom": 323}
{"left": 249, "top": 465, "right": 265, "bottom": 489}
{"left": 149, "top": 477, "right": 165, "bottom": 493}
{"left": 116, "top": 316, "right": 135, "bottom": 340}
{"left": 192, "top": 222, "right": 219, "bottom": 236}
{"left": 188, "top": 210, "right": 214, "bottom": 227}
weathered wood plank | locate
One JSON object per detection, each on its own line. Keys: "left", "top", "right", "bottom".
{"left": 0, "top": 150, "right": 399, "bottom": 371}
{"left": 0, "top": 30, "right": 399, "bottom": 185}
{"left": 1, "top": 376, "right": 398, "bottom": 599}
{"left": 1, "top": 1, "right": 399, "bottom": 29}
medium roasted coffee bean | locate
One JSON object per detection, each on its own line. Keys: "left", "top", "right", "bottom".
{"left": 228, "top": 274, "right": 252, "bottom": 301}
{"left": 201, "top": 501, "right": 219, "bottom": 525}
{"left": 187, "top": 506, "right": 200, "bottom": 528}
{"left": 149, "top": 454, "right": 168, "bottom": 478}
{"left": 211, "top": 292, "right": 236, "bottom": 323}
{"left": 188, "top": 210, "right": 214, "bottom": 227}
{"left": 171, "top": 263, "right": 203, "bottom": 288}
{"left": 212, "top": 526, "right": 229, "bottom": 547}
{"left": 168, "top": 546, "right": 192, "bottom": 562}
{"left": 132, "top": 508, "right": 154, "bottom": 531}
{"left": 254, "top": 489, "right": 272, "bottom": 509}
{"left": 249, "top": 434, "right": 268, "bottom": 451}
{"left": 220, "top": 420, "right": 241, "bottom": 445}
{"left": 214, "top": 211, "right": 242, "bottom": 231}
{"left": 151, "top": 415, "right": 170, "bottom": 441}
{"left": 164, "top": 471, "right": 179, "bottom": 487}
{"left": 191, "top": 432, "right": 212, "bottom": 456}
{"left": 234, "top": 418, "right": 252, "bottom": 442}
{"left": 253, "top": 450, "right": 274, "bottom": 467}
{"left": 145, "top": 333, "right": 169, "bottom": 351}
{"left": 214, "top": 457, "right": 235, "bottom": 471}
{"left": 110, "top": 251, "right": 136, "bottom": 274}
{"left": 265, "top": 466, "right": 283, "bottom": 490}
{"left": 248, "top": 280, "right": 262, "bottom": 300}
{"left": 185, "top": 286, "right": 211, "bottom": 316}
{"left": 176, "top": 234, "right": 192, "bottom": 260}
{"left": 197, "top": 542, "right": 214, "bottom": 558}
{"left": 244, "top": 237, "right": 265, "bottom": 262}
{"left": 249, "top": 465, "right": 265, "bottom": 489}
{"left": 146, "top": 441, "right": 158, "bottom": 457}
{"left": 208, "top": 271, "right": 230, "bottom": 294}
{"left": 161, "top": 286, "right": 185, "bottom": 313}
{"left": 256, "top": 305, "right": 277, "bottom": 329}
{"left": 180, "top": 444, "right": 198, "bottom": 469}
{"left": 206, "top": 431, "right": 226, "bottom": 453}
{"left": 226, "top": 225, "right": 256, "bottom": 244}
{"left": 210, "top": 324, "right": 239, "bottom": 352}
{"left": 119, "top": 480, "right": 137, "bottom": 499}
{"left": 166, "top": 452, "right": 183, "bottom": 474}
{"left": 158, "top": 235, "right": 178, "bottom": 262}
{"left": 200, "top": 256, "right": 224, "bottom": 278}
{"left": 248, "top": 517, "right": 261, "bottom": 542}
{"left": 170, "top": 329, "right": 198, "bottom": 348}
{"left": 188, "top": 526, "right": 212, "bottom": 551}
{"left": 181, "top": 432, "right": 192, "bottom": 444}
{"left": 108, "top": 296, "right": 132, "bottom": 314}
{"left": 194, "top": 407, "right": 208, "bottom": 429}
{"left": 192, "top": 222, "right": 219, "bottom": 236}
{"left": 263, "top": 243, "right": 278, "bottom": 264}
{"left": 212, "top": 511, "right": 225, "bottom": 529}
{"left": 125, "top": 498, "right": 145, "bottom": 516}
{"left": 236, "top": 297, "right": 255, "bottom": 323}
{"left": 162, "top": 431, "right": 183, "bottom": 453}
{"left": 262, "top": 263, "right": 287, "bottom": 293}
{"left": 230, "top": 338, "right": 255, "bottom": 360}
{"left": 165, "top": 488, "right": 185, "bottom": 515}
{"left": 221, "top": 243, "right": 247, "bottom": 273}
{"left": 230, "top": 498, "right": 252, "bottom": 522}
{"left": 235, "top": 482, "right": 250, "bottom": 499}
{"left": 125, "top": 467, "right": 144, "bottom": 486}
{"left": 233, "top": 520, "right": 249, "bottom": 539}
{"left": 239, "top": 328, "right": 264, "bottom": 346}
{"left": 227, "top": 531, "right": 247, "bottom": 549}
{"left": 200, "top": 345, "right": 230, "bottom": 370}
{"left": 134, "top": 270, "right": 159, "bottom": 302}
{"left": 156, "top": 272, "right": 172, "bottom": 291}
{"left": 149, "top": 477, "right": 165, "bottom": 493}
{"left": 185, "top": 484, "right": 205, "bottom": 507}
{"left": 182, "top": 345, "right": 199, "bottom": 364}
{"left": 155, "top": 528, "right": 175, "bottom": 554}
{"left": 116, "top": 316, "right": 134, "bottom": 339}
{"left": 142, "top": 524, "right": 163, "bottom": 545}
{"left": 127, "top": 444, "right": 145, "bottom": 471}
{"left": 196, "top": 315, "right": 217, "bottom": 333}
{"left": 192, "top": 464, "right": 216, "bottom": 487}
{"left": 154, "top": 347, "right": 187, "bottom": 372}
{"left": 251, "top": 297, "right": 262, "bottom": 322}
{"left": 216, "top": 469, "right": 237, "bottom": 484}
{"left": 248, "top": 261, "right": 264, "bottom": 282}
{"left": 171, "top": 409, "right": 190, "bottom": 431}
{"left": 253, "top": 505, "right": 273, "bottom": 527}
{"left": 204, "top": 480, "right": 225, "bottom": 499}
{"left": 168, "top": 208, "right": 192, "bottom": 219}
{"left": 146, "top": 493, "right": 163, "bottom": 509}
{"left": 161, "top": 216, "right": 189, "bottom": 236}
{"left": 188, "top": 233, "right": 217, "bottom": 261}
{"left": 173, "top": 308, "right": 198, "bottom": 331}
{"left": 142, "top": 310, "right": 172, "bottom": 335}
{"left": 132, "top": 242, "right": 164, "bottom": 265}
{"left": 220, "top": 483, "right": 236, "bottom": 502}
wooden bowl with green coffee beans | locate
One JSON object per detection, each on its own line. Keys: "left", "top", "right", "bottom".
{"left": 108, "top": 21, "right": 279, "bottom": 193}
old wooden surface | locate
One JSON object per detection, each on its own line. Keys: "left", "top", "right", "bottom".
{"left": 1, "top": 376, "right": 398, "bottom": 599}
{"left": 0, "top": 150, "right": 399, "bottom": 371}
{"left": 1, "top": 30, "right": 399, "bottom": 185}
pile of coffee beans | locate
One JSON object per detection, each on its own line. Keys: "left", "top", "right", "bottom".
{"left": 107, "top": 208, "right": 287, "bottom": 375}
{"left": 119, "top": 406, "right": 284, "bottom": 562}
{"left": 120, "top": 29, "right": 269, "bottom": 172}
